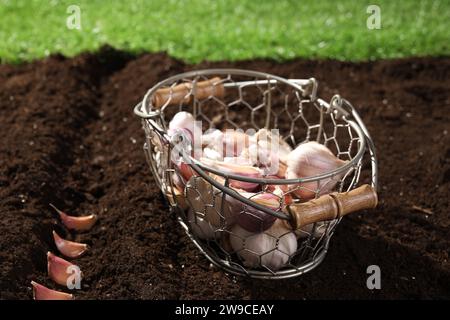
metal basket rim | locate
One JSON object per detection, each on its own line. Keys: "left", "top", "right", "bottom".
{"left": 137, "top": 68, "right": 311, "bottom": 118}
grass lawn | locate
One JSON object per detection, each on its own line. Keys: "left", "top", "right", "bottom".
{"left": 0, "top": 0, "right": 449, "bottom": 63}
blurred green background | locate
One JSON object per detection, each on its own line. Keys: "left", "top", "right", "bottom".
{"left": 0, "top": 0, "right": 449, "bottom": 63}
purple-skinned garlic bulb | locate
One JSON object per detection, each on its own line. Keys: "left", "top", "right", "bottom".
{"left": 286, "top": 141, "right": 348, "bottom": 199}
{"left": 168, "top": 111, "right": 202, "bottom": 140}
{"left": 226, "top": 191, "right": 280, "bottom": 232}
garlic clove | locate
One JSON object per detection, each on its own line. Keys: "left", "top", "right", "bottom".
{"left": 50, "top": 204, "right": 97, "bottom": 231}
{"left": 286, "top": 141, "right": 348, "bottom": 199}
{"left": 200, "top": 158, "right": 261, "bottom": 191}
{"left": 177, "top": 161, "right": 195, "bottom": 183}
{"left": 52, "top": 231, "right": 88, "bottom": 258}
{"left": 229, "top": 219, "right": 297, "bottom": 271}
{"left": 47, "top": 252, "right": 81, "bottom": 287}
{"left": 31, "top": 281, "right": 73, "bottom": 300}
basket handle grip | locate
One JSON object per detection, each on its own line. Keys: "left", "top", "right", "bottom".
{"left": 152, "top": 77, "right": 225, "bottom": 108}
{"left": 286, "top": 184, "right": 378, "bottom": 230}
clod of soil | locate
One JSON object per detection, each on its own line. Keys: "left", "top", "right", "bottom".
{"left": 0, "top": 47, "right": 449, "bottom": 299}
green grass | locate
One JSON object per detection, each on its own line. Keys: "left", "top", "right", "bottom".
{"left": 0, "top": 0, "right": 449, "bottom": 63}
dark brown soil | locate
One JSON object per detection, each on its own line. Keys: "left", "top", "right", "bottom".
{"left": 0, "top": 47, "right": 449, "bottom": 300}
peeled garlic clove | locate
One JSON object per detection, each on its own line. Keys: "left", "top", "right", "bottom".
{"left": 50, "top": 204, "right": 97, "bottom": 231}
{"left": 229, "top": 219, "right": 297, "bottom": 271}
{"left": 53, "top": 231, "right": 88, "bottom": 258}
{"left": 228, "top": 192, "right": 279, "bottom": 232}
{"left": 286, "top": 141, "right": 348, "bottom": 199}
{"left": 31, "top": 281, "right": 73, "bottom": 300}
{"left": 47, "top": 252, "right": 81, "bottom": 287}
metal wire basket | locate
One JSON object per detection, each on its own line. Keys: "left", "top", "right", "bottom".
{"left": 134, "top": 69, "right": 378, "bottom": 279}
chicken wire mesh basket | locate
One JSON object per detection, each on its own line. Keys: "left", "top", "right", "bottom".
{"left": 134, "top": 69, "right": 378, "bottom": 279}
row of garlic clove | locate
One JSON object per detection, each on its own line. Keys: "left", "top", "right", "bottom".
{"left": 31, "top": 205, "right": 97, "bottom": 300}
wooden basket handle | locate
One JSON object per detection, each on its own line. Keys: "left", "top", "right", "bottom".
{"left": 285, "top": 184, "right": 378, "bottom": 230}
{"left": 152, "top": 77, "right": 225, "bottom": 108}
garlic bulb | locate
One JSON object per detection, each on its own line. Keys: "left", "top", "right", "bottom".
{"left": 185, "top": 176, "right": 234, "bottom": 239}
{"left": 226, "top": 191, "right": 280, "bottom": 232}
{"left": 168, "top": 111, "right": 202, "bottom": 140}
{"left": 286, "top": 141, "right": 348, "bottom": 199}
{"left": 187, "top": 209, "right": 216, "bottom": 240}
{"left": 229, "top": 219, "right": 297, "bottom": 271}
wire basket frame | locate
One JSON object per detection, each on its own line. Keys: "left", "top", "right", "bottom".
{"left": 134, "top": 69, "right": 378, "bottom": 279}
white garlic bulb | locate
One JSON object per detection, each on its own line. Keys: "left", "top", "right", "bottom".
{"left": 229, "top": 219, "right": 297, "bottom": 271}
{"left": 187, "top": 209, "right": 216, "bottom": 240}
{"left": 286, "top": 141, "right": 348, "bottom": 199}
{"left": 185, "top": 176, "right": 234, "bottom": 240}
